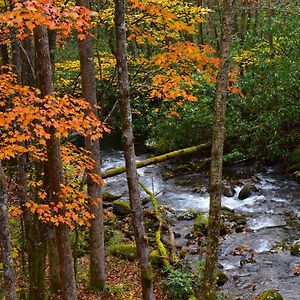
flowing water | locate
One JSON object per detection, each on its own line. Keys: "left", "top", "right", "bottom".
{"left": 102, "top": 149, "right": 300, "bottom": 300}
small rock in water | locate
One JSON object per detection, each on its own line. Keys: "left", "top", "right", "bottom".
{"left": 290, "top": 240, "right": 300, "bottom": 256}
{"left": 222, "top": 180, "right": 236, "bottom": 197}
{"left": 238, "top": 183, "right": 259, "bottom": 200}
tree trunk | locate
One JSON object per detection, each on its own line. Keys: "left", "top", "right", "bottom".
{"left": 0, "top": 162, "right": 17, "bottom": 300}
{"left": 102, "top": 143, "right": 210, "bottom": 179}
{"left": 114, "top": 1, "right": 154, "bottom": 299}
{"left": 76, "top": 0, "right": 106, "bottom": 290}
{"left": 201, "top": 1, "right": 234, "bottom": 299}
{"left": 34, "top": 25, "right": 77, "bottom": 300}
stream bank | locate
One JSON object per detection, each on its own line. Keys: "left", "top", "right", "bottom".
{"left": 102, "top": 147, "right": 300, "bottom": 300}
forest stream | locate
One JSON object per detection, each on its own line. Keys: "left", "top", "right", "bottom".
{"left": 102, "top": 145, "right": 300, "bottom": 300}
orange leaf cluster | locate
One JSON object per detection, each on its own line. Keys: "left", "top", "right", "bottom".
{"left": 0, "top": 0, "right": 97, "bottom": 42}
{"left": 0, "top": 68, "right": 109, "bottom": 160}
{"left": 151, "top": 43, "right": 220, "bottom": 102}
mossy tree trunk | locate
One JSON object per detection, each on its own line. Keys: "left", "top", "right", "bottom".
{"left": 76, "top": 0, "right": 106, "bottom": 290}
{"left": 102, "top": 143, "right": 209, "bottom": 179}
{"left": 201, "top": 1, "right": 234, "bottom": 299}
{"left": 114, "top": 1, "right": 154, "bottom": 299}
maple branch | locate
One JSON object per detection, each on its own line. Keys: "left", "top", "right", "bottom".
{"left": 15, "top": 39, "right": 37, "bottom": 85}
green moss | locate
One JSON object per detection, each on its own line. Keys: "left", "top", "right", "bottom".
{"left": 142, "top": 265, "right": 154, "bottom": 283}
{"left": 112, "top": 200, "right": 132, "bottom": 216}
{"left": 108, "top": 242, "right": 138, "bottom": 261}
{"left": 150, "top": 249, "right": 163, "bottom": 267}
{"left": 194, "top": 214, "right": 208, "bottom": 232}
{"left": 257, "top": 289, "right": 284, "bottom": 300}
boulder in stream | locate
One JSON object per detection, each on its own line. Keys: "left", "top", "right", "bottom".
{"left": 256, "top": 289, "right": 284, "bottom": 300}
{"left": 238, "top": 183, "right": 259, "bottom": 200}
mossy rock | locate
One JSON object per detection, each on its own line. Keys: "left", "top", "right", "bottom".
{"left": 229, "top": 214, "right": 247, "bottom": 226}
{"left": 194, "top": 214, "right": 208, "bottom": 233}
{"left": 108, "top": 242, "right": 137, "bottom": 261}
{"left": 150, "top": 250, "right": 163, "bottom": 267}
{"left": 112, "top": 200, "right": 132, "bottom": 217}
{"left": 177, "top": 209, "right": 201, "bottom": 221}
{"left": 290, "top": 241, "right": 300, "bottom": 256}
{"left": 238, "top": 184, "right": 258, "bottom": 200}
{"left": 216, "top": 271, "right": 229, "bottom": 286}
{"left": 256, "top": 289, "right": 284, "bottom": 300}
{"left": 103, "top": 190, "right": 121, "bottom": 202}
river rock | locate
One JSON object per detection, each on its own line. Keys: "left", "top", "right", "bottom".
{"left": 177, "top": 209, "right": 200, "bottom": 221}
{"left": 256, "top": 289, "right": 284, "bottom": 300}
{"left": 222, "top": 181, "right": 236, "bottom": 197}
{"left": 290, "top": 240, "right": 300, "bottom": 256}
{"left": 238, "top": 183, "right": 259, "bottom": 200}
{"left": 112, "top": 200, "right": 132, "bottom": 216}
{"left": 216, "top": 271, "right": 229, "bottom": 286}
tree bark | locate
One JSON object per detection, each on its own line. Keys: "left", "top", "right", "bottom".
{"left": 76, "top": 0, "right": 106, "bottom": 290}
{"left": 201, "top": 1, "right": 234, "bottom": 299}
{"left": 34, "top": 25, "right": 77, "bottom": 300}
{"left": 0, "top": 162, "right": 17, "bottom": 300}
{"left": 114, "top": 1, "right": 154, "bottom": 299}
{"left": 102, "top": 143, "right": 210, "bottom": 179}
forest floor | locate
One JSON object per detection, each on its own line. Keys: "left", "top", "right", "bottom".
{"left": 52, "top": 256, "right": 169, "bottom": 300}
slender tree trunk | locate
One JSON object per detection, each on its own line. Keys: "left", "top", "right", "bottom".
{"left": 0, "top": 162, "right": 17, "bottom": 300}
{"left": 76, "top": 0, "right": 106, "bottom": 290}
{"left": 34, "top": 25, "right": 77, "bottom": 300}
{"left": 114, "top": 1, "right": 154, "bottom": 299}
{"left": 0, "top": 44, "right": 9, "bottom": 66}
{"left": 201, "top": 1, "right": 234, "bottom": 299}
{"left": 12, "top": 33, "right": 49, "bottom": 300}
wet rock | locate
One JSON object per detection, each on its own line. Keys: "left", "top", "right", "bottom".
{"left": 174, "top": 232, "right": 181, "bottom": 238}
{"left": 222, "top": 181, "right": 236, "bottom": 197}
{"left": 290, "top": 240, "right": 300, "bottom": 256}
{"left": 238, "top": 183, "right": 259, "bottom": 200}
{"left": 256, "top": 289, "right": 284, "bottom": 300}
{"left": 112, "top": 200, "right": 132, "bottom": 217}
{"left": 216, "top": 271, "right": 229, "bottom": 286}
{"left": 177, "top": 209, "right": 200, "bottom": 221}
{"left": 229, "top": 214, "right": 247, "bottom": 226}
{"left": 185, "top": 233, "right": 194, "bottom": 240}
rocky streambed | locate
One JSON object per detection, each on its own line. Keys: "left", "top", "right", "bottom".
{"left": 102, "top": 149, "right": 300, "bottom": 300}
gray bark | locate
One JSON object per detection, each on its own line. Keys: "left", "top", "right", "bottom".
{"left": 114, "top": 1, "right": 154, "bottom": 299}
{"left": 76, "top": 0, "right": 106, "bottom": 290}
{"left": 201, "top": 1, "right": 234, "bottom": 299}
{"left": 0, "top": 162, "right": 17, "bottom": 300}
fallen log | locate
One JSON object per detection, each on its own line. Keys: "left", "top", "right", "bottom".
{"left": 102, "top": 143, "right": 210, "bottom": 179}
{"left": 140, "top": 181, "right": 179, "bottom": 269}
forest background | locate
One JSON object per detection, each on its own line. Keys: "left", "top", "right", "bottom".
{"left": 0, "top": 0, "right": 299, "bottom": 300}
